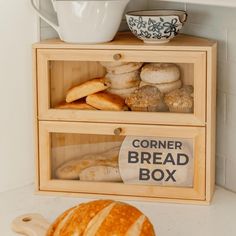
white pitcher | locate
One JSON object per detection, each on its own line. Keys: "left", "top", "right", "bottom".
{"left": 31, "top": 0, "right": 130, "bottom": 43}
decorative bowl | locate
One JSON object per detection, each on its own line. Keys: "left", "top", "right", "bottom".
{"left": 126, "top": 10, "right": 188, "bottom": 44}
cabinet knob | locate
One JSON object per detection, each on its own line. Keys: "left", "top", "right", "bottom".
{"left": 114, "top": 127, "right": 122, "bottom": 135}
{"left": 113, "top": 53, "right": 122, "bottom": 60}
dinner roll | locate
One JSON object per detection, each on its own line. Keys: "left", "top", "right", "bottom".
{"left": 66, "top": 78, "right": 110, "bottom": 103}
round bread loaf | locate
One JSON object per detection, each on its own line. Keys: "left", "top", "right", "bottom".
{"left": 106, "top": 71, "right": 141, "bottom": 89}
{"left": 140, "top": 79, "right": 182, "bottom": 94}
{"left": 107, "top": 62, "right": 143, "bottom": 75}
{"left": 108, "top": 86, "right": 139, "bottom": 99}
{"left": 47, "top": 200, "right": 156, "bottom": 236}
{"left": 141, "top": 63, "right": 180, "bottom": 84}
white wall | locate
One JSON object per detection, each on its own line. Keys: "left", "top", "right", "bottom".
{"left": 0, "top": 1, "right": 38, "bottom": 192}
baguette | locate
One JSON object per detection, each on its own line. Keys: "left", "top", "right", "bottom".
{"left": 79, "top": 166, "right": 122, "bottom": 182}
{"left": 56, "top": 147, "right": 120, "bottom": 180}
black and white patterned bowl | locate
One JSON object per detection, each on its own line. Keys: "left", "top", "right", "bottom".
{"left": 126, "top": 10, "right": 187, "bottom": 44}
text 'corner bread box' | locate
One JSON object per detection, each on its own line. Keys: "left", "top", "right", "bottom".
{"left": 33, "top": 32, "right": 217, "bottom": 204}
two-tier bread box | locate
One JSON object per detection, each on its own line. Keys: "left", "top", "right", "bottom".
{"left": 33, "top": 32, "right": 216, "bottom": 204}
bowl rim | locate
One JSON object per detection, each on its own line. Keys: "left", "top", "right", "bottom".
{"left": 126, "top": 9, "right": 187, "bottom": 17}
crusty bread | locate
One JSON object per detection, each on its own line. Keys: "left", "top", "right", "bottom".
{"left": 107, "top": 62, "right": 143, "bottom": 75}
{"left": 56, "top": 100, "right": 96, "bottom": 110}
{"left": 141, "top": 63, "right": 180, "bottom": 84}
{"left": 106, "top": 70, "right": 140, "bottom": 89}
{"left": 140, "top": 79, "right": 182, "bottom": 94}
{"left": 108, "top": 86, "right": 139, "bottom": 99}
{"left": 79, "top": 166, "right": 122, "bottom": 182}
{"left": 86, "top": 92, "right": 126, "bottom": 111}
{"left": 47, "top": 200, "right": 156, "bottom": 236}
{"left": 56, "top": 147, "right": 120, "bottom": 180}
{"left": 66, "top": 78, "right": 111, "bottom": 103}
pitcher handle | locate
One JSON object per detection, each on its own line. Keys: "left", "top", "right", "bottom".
{"left": 30, "top": 0, "right": 60, "bottom": 34}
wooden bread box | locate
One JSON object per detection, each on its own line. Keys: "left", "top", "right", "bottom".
{"left": 33, "top": 32, "right": 217, "bottom": 204}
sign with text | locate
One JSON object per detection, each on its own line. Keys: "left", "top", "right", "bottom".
{"left": 119, "top": 136, "right": 194, "bottom": 187}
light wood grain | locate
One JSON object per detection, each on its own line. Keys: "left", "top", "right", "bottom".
{"left": 33, "top": 32, "right": 216, "bottom": 51}
{"left": 32, "top": 48, "right": 40, "bottom": 192}
{"left": 34, "top": 34, "right": 216, "bottom": 204}
{"left": 38, "top": 121, "right": 205, "bottom": 201}
{"left": 37, "top": 48, "right": 206, "bottom": 126}
{"left": 11, "top": 214, "right": 49, "bottom": 236}
{"left": 205, "top": 44, "right": 217, "bottom": 202}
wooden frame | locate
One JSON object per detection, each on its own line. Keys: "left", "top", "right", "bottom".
{"left": 33, "top": 33, "right": 217, "bottom": 204}
{"left": 38, "top": 121, "right": 206, "bottom": 201}
{"left": 37, "top": 48, "right": 206, "bottom": 126}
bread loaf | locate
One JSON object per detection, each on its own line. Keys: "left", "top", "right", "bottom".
{"left": 47, "top": 200, "right": 156, "bottom": 236}
{"left": 56, "top": 147, "right": 120, "bottom": 180}
{"left": 56, "top": 100, "right": 96, "bottom": 110}
{"left": 66, "top": 78, "right": 111, "bottom": 103}
{"left": 79, "top": 166, "right": 122, "bottom": 182}
{"left": 86, "top": 92, "right": 126, "bottom": 111}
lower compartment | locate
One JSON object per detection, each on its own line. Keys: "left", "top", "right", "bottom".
{"left": 38, "top": 121, "right": 206, "bottom": 202}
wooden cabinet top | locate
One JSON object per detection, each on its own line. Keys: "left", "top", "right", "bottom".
{"left": 33, "top": 32, "right": 216, "bottom": 51}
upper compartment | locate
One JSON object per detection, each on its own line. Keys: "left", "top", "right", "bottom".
{"left": 34, "top": 33, "right": 215, "bottom": 126}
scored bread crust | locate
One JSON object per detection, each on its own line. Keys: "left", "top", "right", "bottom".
{"left": 86, "top": 92, "right": 126, "bottom": 111}
{"left": 66, "top": 78, "right": 111, "bottom": 103}
{"left": 140, "top": 219, "right": 156, "bottom": 236}
{"left": 141, "top": 63, "right": 180, "bottom": 84}
{"left": 47, "top": 200, "right": 156, "bottom": 236}
{"left": 47, "top": 200, "right": 114, "bottom": 236}
{"left": 46, "top": 206, "right": 77, "bottom": 236}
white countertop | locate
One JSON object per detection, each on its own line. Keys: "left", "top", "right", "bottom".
{"left": 1, "top": 184, "right": 236, "bottom": 236}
